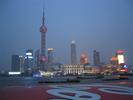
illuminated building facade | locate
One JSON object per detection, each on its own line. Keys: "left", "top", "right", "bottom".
{"left": 24, "top": 49, "right": 34, "bottom": 71}
{"left": 39, "top": 8, "right": 47, "bottom": 70}
{"left": 93, "top": 50, "right": 100, "bottom": 66}
{"left": 61, "top": 64, "right": 84, "bottom": 75}
{"left": 116, "top": 50, "right": 128, "bottom": 73}
{"left": 80, "top": 53, "right": 88, "bottom": 65}
{"left": 116, "top": 50, "right": 125, "bottom": 65}
{"left": 110, "top": 56, "right": 118, "bottom": 65}
{"left": 71, "top": 41, "right": 77, "bottom": 64}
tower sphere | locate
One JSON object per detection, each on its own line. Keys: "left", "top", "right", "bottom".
{"left": 40, "top": 25, "right": 47, "bottom": 33}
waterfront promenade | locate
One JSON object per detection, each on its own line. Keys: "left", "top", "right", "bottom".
{"left": 0, "top": 77, "right": 133, "bottom": 100}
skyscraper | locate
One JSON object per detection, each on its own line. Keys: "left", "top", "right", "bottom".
{"left": 71, "top": 41, "right": 77, "bottom": 64}
{"left": 34, "top": 49, "right": 40, "bottom": 67}
{"left": 19, "top": 56, "right": 24, "bottom": 73}
{"left": 48, "top": 48, "right": 54, "bottom": 64}
{"left": 39, "top": 8, "right": 47, "bottom": 70}
{"left": 93, "top": 50, "right": 100, "bottom": 66}
{"left": 116, "top": 50, "right": 125, "bottom": 65}
{"left": 24, "top": 49, "right": 34, "bottom": 71}
{"left": 80, "top": 53, "right": 88, "bottom": 65}
{"left": 11, "top": 55, "right": 20, "bottom": 72}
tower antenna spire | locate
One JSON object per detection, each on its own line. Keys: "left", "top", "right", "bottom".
{"left": 42, "top": 7, "right": 45, "bottom": 26}
{"left": 42, "top": 0, "right": 45, "bottom": 26}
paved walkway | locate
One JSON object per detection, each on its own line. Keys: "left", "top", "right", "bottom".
{"left": 0, "top": 82, "right": 133, "bottom": 100}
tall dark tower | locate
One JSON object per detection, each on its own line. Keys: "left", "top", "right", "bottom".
{"left": 71, "top": 41, "right": 77, "bottom": 64}
{"left": 40, "top": 8, "right": 47, "bottom": 56}
{"left": 11, "top": 55, "right": 20, "bottom": 72}
{"left": 93, "top": 50, "right": 100, "bottom": 66}
{"left": 39, "top": 8, "right": 47, "bottom": 70}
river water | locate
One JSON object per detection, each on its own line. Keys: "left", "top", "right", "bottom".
{"left": 0, "top": 76, "right": 133, "bottom": 87}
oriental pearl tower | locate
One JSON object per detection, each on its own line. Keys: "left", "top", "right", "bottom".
{"left": 39, "top": 8, "right": 47, "bottom": 70}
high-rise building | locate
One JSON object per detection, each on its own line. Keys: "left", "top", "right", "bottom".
{"left": 48, "top": 48, "right": 54, "bottom": 64}
{"left": 35, "top": 49, "right": 40, "bottom": 67}
{"left": 116, "top": 50, "right": 125, "bottom": 65}
{"left": 19, "top": 56, "right": 24, "bottom": 73}
{"left": 11, "top": 55, "right": 24, "bottom": 73}
{"left": 93, "top": 50, "right": 100, "bottom": 66}
{"left": 110, "top": 56, "right": 118, "bottom": 65}
{"left": 24, "top": 49, "right": 34, "bottom": 71}
{"left": 11, "top": 55, "right": 20, "bottom": 72}
{"left": 39, "top": 8, "right": 47, "bottom": 70}
{"left": 80, "top": 53, "right": 88, "bottom": 65}
{"left": 71, "top": 41, "right": 77, "bottom": 64}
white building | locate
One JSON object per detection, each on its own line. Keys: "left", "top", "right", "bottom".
{"left": 116, "top": 50, "right": 125, "bottom": 65}
{"left": 61, "top": 64, "right": 84, "bottom": 75}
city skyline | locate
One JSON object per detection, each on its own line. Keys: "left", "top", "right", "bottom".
{"left": 0, "top": 0, "right": 133, "bottom": 70}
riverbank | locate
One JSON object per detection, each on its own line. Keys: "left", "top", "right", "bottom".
{"left": 0, "top": 75, "right": 133, "bottom": 87}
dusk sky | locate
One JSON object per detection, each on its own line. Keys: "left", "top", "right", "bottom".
{"left": 0, "top": 0, "right": 133, "bottom": 71}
